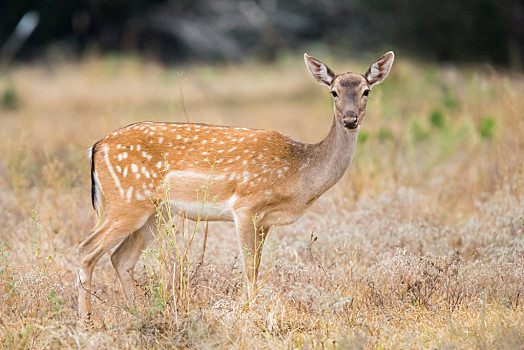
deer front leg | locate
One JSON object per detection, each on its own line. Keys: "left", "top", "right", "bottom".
{"left": 233, "top": 211, "right": 266, "bottom": 299}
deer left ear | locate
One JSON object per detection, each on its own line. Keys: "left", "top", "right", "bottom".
{"left": 365, "top": 51, "right": 394, "bottom": 88}
{"left": 304, "top": 53, "right": 336, "bottom": 87}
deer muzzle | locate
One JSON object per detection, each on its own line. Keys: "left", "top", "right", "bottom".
{"left": 343, "top": 111, "right": 359, "bottom": 129}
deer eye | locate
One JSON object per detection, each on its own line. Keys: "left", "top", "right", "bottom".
{"left": 330, "top": 91, "right": 338, "bottom": 98}
{"left": 363, "top": 89, "right": 370, "bottom": 97}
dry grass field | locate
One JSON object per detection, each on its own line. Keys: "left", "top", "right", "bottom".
{"left": 0, "top": 53, "right": 523, "bottom": 349}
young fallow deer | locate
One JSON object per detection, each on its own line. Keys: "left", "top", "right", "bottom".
{"left": 78, "top": 51, "right": 394, "bottom": 321}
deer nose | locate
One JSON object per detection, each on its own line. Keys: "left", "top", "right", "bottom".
{"left": 343, "top": 111, "right": 359, "bottom": 129}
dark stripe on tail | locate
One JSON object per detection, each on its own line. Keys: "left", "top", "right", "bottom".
{"left": 90, "top": 141, "right": 99, "bottom": 210}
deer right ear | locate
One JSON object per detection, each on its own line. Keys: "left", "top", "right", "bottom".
{"left": 304, "top": 53, "right": 336, "bottom": 87}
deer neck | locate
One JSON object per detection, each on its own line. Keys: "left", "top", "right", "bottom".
{"left": 302, "top": 117, "right": 359, "bottom": 196}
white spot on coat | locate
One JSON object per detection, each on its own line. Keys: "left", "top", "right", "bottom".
{"left": 126, "top": 187, "right": 133, "bottom": 202}
{"left": 103, "top": 146, "right": 124, "bottom": 197}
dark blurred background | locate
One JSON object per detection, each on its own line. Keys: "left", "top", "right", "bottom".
{"left": 1, "top": 0, "right": 523, "bottom": 68}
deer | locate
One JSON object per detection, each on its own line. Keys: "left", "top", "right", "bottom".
{"left": 78, "top": 51, "right": 394, "bottom": 321}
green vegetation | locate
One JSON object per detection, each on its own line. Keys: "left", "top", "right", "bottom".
{"left": 411, "top": 120, "right": 430, "bottom": 141}
{"left": 479, "top": 115, "right": 497, "bottom": 139}
{"left": 430, "top": 109, "right": 446, "bottom": 129}
{"left": 1, "top": 83, "right": 20, "bottom": 110}
{"left": 358, "top": 130, "right": 369, "bottom": 144}
{"left": 377, "top": 127, "right": 393, "bottom": 142}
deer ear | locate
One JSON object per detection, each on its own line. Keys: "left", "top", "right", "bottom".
{"left": 304, "top": 53, "right": 336, "bottom": 87}
{"left": 365, "top": 51, "right": 394, "bottom": 88}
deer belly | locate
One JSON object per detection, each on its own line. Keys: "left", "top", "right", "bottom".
{"left": 161, "top": 200, "right": 235, "bottom": 222}
{"left": 261, "top": 204, "right": 309, "bottom": 226}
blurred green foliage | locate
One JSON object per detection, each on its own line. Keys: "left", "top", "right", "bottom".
{"left": 412, "top": 120, "right": 430, "bottom": 142}
{"left": 430, "top": 109, "right": 446, "bottom": 129}
{"left": 0, "top": 0, "right": 522, "bottom": 67}
{"left": 442, "top": 86, "right": 460, "bottom": 110}
{"left": 479, "top": 116, "right": 497, "bottom": 140}
{"left": 378, "top": 128, "right": 393, "bottom": 142}
{"left": 1, "top": 84, "right": 19, "bottom": 110}
{"left": 359, "top": 0, "right": 518, "bottom": 66}
{"left": 358, "top": 130, "right": 369, "bottom": 144}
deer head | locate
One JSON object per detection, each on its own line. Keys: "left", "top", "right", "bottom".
{"left": 304, "top": 52, "right": 394, "bottom": 131}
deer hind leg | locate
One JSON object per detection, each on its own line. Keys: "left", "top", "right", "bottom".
{"left": 233, "top": 211, "right": 267, "bottom": 299}
{"left": 110, "top": 215, "right": 155, "bottom": 307}
{"left": 78, "top": 210, "right": 152, "bottom": 321}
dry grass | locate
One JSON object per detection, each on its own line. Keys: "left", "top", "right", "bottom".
{"left": 0, "top": 53, "right": 523, "bottom": 349}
